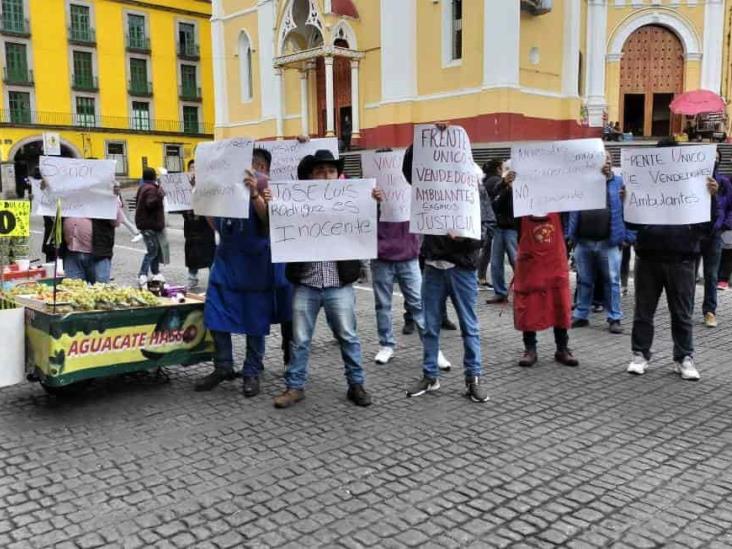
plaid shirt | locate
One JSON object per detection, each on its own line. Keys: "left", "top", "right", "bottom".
{"left": 300, "top": 261, "right": 341, "bottom": 289}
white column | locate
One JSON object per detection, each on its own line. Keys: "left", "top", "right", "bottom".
{"left": 299, "top": 68, "right": 309, "bottom": 136}
{"left": 324, "top": 56, "right": 335, "bottom": 137}
{"left": 350, "top": 60, "right": 360, "bottom": 137}
{"left": 584, "top": 0, "right": 608, "bottom": 127}
{"left": 257, "top": 0, "right": 278, "bottom": 120}
{"left": 274, "top": 67, "right": 284, "bottom": 139}
{"left": 483, "top": 0, "right": 520, "bottom": 88}
{"left": 701, "top": 0, "right": 724, "bottom": 92}
{"left": 380, "top": 0, "right": 417, "bottom": 102}
{"left": 210, "top": 1, "right": 228, "bottom": 128}
{"left": 561, "top": 0, "right": 581, "bottom": 97}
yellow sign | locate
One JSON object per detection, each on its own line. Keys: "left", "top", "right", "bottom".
{"left": 0, "top": 200, "right": 30, "bottom": 238}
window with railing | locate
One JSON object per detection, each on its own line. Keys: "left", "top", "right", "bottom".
{"left": 1, "top": 0, "right": 29, "bottom": 35}
{"left": 131, "top": 101, "right": 150, "bottom": 131}
{"left": 128, "top": 57, "right": 151, "bottom": 96}
{"left": 126, "top": 14, "right": 148, "bottom": 51}
{"left": 183, "top": 105, "right": 199, "bottom": 134}
{"left": 72, "top": 50, "right": 96, "bottom": 90}
{"left": 177, "top": 22, "right": 198, "bottom": 58}
{"left": 8, "top": 90, "right": 30, "bottom": 123}
{"left": 3, "top": 42, "right": 31, "bottom": 85}
{"left": 69, "top": 4, "right": 94, "bottom": 44}
{"left": 75, "top": 96, "right": 95, "bottom": 127}
{"left": 180, "top": 64, "right": 199, "bottom": 100}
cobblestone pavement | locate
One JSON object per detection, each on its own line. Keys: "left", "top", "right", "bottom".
{"left": 3, "top": 221, "right": 732, "bottom": 548}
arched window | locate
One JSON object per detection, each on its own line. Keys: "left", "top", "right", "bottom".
{"left": 239, "top": 31, "right": 253, "bottom": 102}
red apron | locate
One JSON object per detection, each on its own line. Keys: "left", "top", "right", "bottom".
{"left": 512, "top": 213, "right": 572, "bottom": 332}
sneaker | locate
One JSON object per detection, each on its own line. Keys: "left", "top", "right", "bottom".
{"left": 572, "top": 318, "right": 590, "bottom": 328}
{"left": 518, "top": 350, "right": 538, "bottom": 367}
{"left": 406, "top": 376, "right": 440, "bottom": 398}
{"left": 592, "top": 304, "right": 605, "bottom": 313}
{"left": 718, "top": 281, "right": 729, "bottom": 291}
{"left": 194, "top": 368, "right": 236, "bottom": 391}
{"left": 441, "top": 317, "right": 457, "bottom": 330}
{"left": 704, "top": 312, "right": 718, "bottom": 328}
{"left": 242, "top": 376, "right": 260, "bottom": 398}
{"left": 402, "top": 320, "right": 416, "bottom": 335}
{"left": 465, "top": 377, "right": 490, "bottom": 403}
{"left": 555, "top": 349, "right": 579, "bottom": 367}
{"left": 486, "top": 295, "right": 508, "bottom": 305}
{"left": 437, "top": 351, "right": 451, "bottom": 372}
{"left": 374, "top": 346, "right": 394, "bottom": 364}
{"left": 151, "top": 273, "right": 165, "bottom": 283}
{"left": 627, "top": 353, "right": 648, "bottom": 375}
{"left": 131, "top": 233, "right": 143, "bottom": 243}
{"left": 273, "top": 388, "right": 305, "bottom": 408}
{"left": 608, "top": 320, "right": 624, "bottom": 334}
{"left": 347, "top": 384, "right": 372, "bottom": 406}
{"left": 138, "top": 275, "right": 148, "bottom": 289}
{"left": 675, "top": 356, "right": 700, "bottom": 381}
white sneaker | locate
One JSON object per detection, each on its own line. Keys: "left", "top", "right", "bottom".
{"left": 676, "top": 356, "right": 700, "bottom": 381}
{"left": 437, "top": 350, "right": 451, "bottom": 372}
{"left": 151, "top": 273, "right": 165, "bottom": 283}
{"left": 374, "top": 346, "right": 394, "bottom": 364}
{"left": 138, "top": 275, "right": 148, "bottom": 288}
{"left": 627, "top": 353, "right": 648, "bottom": 375}
{"left": 131, "top": 233, "right": 143, "bottom": 243}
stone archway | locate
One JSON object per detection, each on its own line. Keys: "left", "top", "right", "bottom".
{"left": 8, "top": 135, "right": 80, "bottom": 196}
{"left": 619, "top": 25, "right": 684, "bottom": 137}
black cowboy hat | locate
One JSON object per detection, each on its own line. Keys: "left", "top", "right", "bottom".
{"left": 297, "top": 149, "right": 344, "bottom": 179}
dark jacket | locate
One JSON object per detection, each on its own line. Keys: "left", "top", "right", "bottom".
{"left": 377, "top": 221, "right": 420, "bottom": 262}
{"left": 286, "top": 261, "right": 362, "bottom": 286}
{"left": 713, "top": 172, "right": 732, "bottom": 232}
{"left": 183, "top": 212, "right": 216, "bottom": 270}
{"left": 484, "top": 175, "right": 502, "bottom": 199}
{"left": 492, "top": 182, "right": 520, "bottom": 230}
{"left": 135, "top": 182, "right": 165, "bottom": 231}
{"left": 402, "top": 144, "right": 483, "bottom": 270}
{"left": 91, "top": 219, "right": 116, "bottom": 259}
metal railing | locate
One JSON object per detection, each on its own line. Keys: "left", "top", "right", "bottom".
{"left": 0, "top": 16, "right": 30, "bottom": 36}
{"left": 0, "top": 109, "right": 213, "bottom": 134}
{"left": 69, "top": 26, "right": 96, "bottom": 44}
{"left": 126, "top": 34, "right": 150, "bottom": 52}
{"left": 72, "top": 73, "right": 98, "bottom": 91}
{"left": 179, "top": 84, "right": 201, "bottom": 101}
{"left": 128, "top": 79, "right": 153, "bottom": 97}
{"left": 2, "top": 67, "right": 33, "bottom": 86}
{"left": 177, "top": 42, "right": 200, "bottom": 59}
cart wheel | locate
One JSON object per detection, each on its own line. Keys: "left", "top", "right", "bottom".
{"left": 41, "top": 380, "right": 91, "bottom": 397}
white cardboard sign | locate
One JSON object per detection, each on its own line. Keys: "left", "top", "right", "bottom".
{"left": 622, "top": 145, "right": 714, "bottom": 225}
{"left": 511, "top": 138, "right": 607, "bottom": 217}
{"left": 192, "top": 138, "right": 253, "bottom": 219}
{"left": 160, "top": 172, "right": 193, "bottom": 212}
{"left": 35, "top": 156, "right": 118, "bottom": 219}
{"left": 361, "top": 149, "right": 410, "bottom": 223}
{"left": 258, "top": 138, "right": 339, "bottom": 180}
{"left": 268, "top": 178, "right": 377, "bottom": 263}
{"left": 409, "top": 125, "right": 481, "bottom": 239}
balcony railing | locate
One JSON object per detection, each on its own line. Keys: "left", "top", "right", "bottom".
{"left": 179, "top": 84, "right": 201, "bottom": 102}
{"left": 3, "top": 67, "right": 33, "bottom": 86}
{"left": 69, "top": 26, "right": 96, "bottom": 45}
{"left": 0, "top": 17, "right": 30, "bottom": 36}
{"left": 126, "top": 34, "right": 150, "bottom": 52}
{"left": 183, "top": 121, "right": 201, "bottom": 135}
{"left": 177, "top": 42, "right": 200, "bottom": 60}
{"left": 0, "top": 109, "right": 213, "bottom": 134}
{"left": 72, "top": 74, "right": 99, "bottom": 91}
{"left": 128, "top": 79, "right": 153, "bottom": 97}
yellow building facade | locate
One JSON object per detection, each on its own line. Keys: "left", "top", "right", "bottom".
{"left": 212, "top": 0, "right": 729, "bottom": 148}
{"left": 0, "top": 0, "right": 214, "bottom": 192}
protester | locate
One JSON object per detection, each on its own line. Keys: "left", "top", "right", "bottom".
{"left": 567, "top": 151, "right": 634, "bottom": 334}
{"left": 513, "top": 209, "right": 577, "bottom": 367}
{"left": 401, "top": 134, "right": 489, "bottom": 403}
{"left": 272, "top": 150, "right": 381, "bottom": 409}
{"left": 477, "top": 159, "right": 501, "bottom": 287}
{"left": 625, "top": 137, "right": 719, "bottom": 381}
{"left": 182, "top": 160, "right": 216, "bottom": 290}
{"left": 487, "top": 161, "right": 519, "bottom": 304}
{"left": 196, "top": 161, "right": 292, "bottom": 396}
{"left": 135, "top": 167, "right": 168, "bottom": 288}
{"left": 113, "top": 182, "right": 141, "bottom": 242}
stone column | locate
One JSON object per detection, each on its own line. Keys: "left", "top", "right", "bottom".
{"left": 584, "top": 0, "right": 608, "bottom": 127}
{"left": 324, "top": 56, "right": 335, "bottom": 137}
{"left": 299, "top": 68, "right": 309, "bottom": 136}
{"left": 483, "top": 0, "right": 520, "bottom": 88}
{"left": 350, "top": 59, "right": 360, "bottom": 138}
{"left": 274, "top": 67, "right": 284, "bottom": 139}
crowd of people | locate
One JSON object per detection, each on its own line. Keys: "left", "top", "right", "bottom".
{"left": 40, "top": 128, "right": 732, "bottom": 406}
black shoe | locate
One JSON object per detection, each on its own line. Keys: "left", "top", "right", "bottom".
{"left": 571, "top": 318, "right": 590, "bottom": 328}
{"left": 608, "top": 321, "right": 624, "bottom": 334}
{"left": 465, "top": 377, "right": 490, "bottom": 403}
{"left": 402, "top": 320, "right": 416, "bottom": 335}
{"left": 194, "top": 368, "right": 236, "bottom": 392}
{"left": 242, "top": 376, "right": 261, "bottom": 398}
{"left": 347, "top": 384, "right": 372, "bottom": 406}
{"left": 406, "top": 376, "right": 440, "bottom": 398}
{"left": 486, "top": 295, "right": 508, "bottom": 305}
{"left": 441, "top": 317, "right": 458, "bottom": 331}
{"left": 555, "top": 349, "right": 579, "bottom": 367}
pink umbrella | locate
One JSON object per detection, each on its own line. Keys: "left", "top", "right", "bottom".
{"left": 670, "top": 89, "right": 726, "bottom": 116}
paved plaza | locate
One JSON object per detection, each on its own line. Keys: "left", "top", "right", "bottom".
{"left": 2, "top": 217, "right": 732, "bottom": 548}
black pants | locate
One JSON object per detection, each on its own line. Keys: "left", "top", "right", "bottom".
{"left": 477, "top": 227, "right": 495, "bottom": 281}
{"left": 631, "top": 257, "right": 695, "bottom": 362}
{"left": 281, "top": 321, "right": 293, "bottom": 365}
{"left": 719, "top": 248, "right": 732, "bottom": 283}
{"left": 621, "top": 246, "right": 632, "bottom": 288}
{"left": 523, "top": 328, "right": 569, "bottom": 352}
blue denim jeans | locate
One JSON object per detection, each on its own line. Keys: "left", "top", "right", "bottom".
{"left": 139, "top": 231, "right": 161, "bottom": 277}
{"left": 490, "top": 228, "right": 518, "bottom": 297}
{"left": 212, "top": 330, "right": 265, "bottom": 378}
{"left": 422, "top": 266, "right": 481, "bottom": 379}
{"left": 573, "top": 240, "right": 623, "bottom": 322}
{"left": 285, "top": 284, "right": 364, "bottom": 390}
{"left": 371, "top": 259, "right": 424, "bottom": 348}
{"left": 700, "top": 235, "right": 722, "bottom": 314}
{"left": 64, "top": 252, "right": 111, "bottom": 284}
